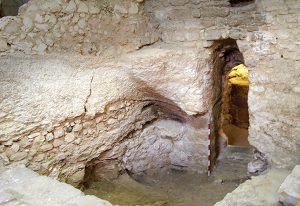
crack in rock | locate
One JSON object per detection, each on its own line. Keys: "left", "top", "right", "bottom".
{"left": 84, "top": 73, "right": 94, "bottom": 113}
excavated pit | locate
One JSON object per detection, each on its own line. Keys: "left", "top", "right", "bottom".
{"left": 81, "top": 39, "right": 253, "bottom": 206}
{"left": 1, "top": 0, "right": 300, "bottom": 205}
{"left": 83, "top": 147, "right": 253, "bottom": 206}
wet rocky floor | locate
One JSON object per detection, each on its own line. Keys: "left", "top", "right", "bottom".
{"left": 84, "top": 147, "right": 253, "bottom": 206}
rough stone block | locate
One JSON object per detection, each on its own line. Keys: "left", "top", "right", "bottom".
{"left": 215, "top": 169, "right": 290, "bottom": 206}
{"left": 22, "top": 16, "right": 33, "bottom": 32}
{"left": 0, "top": 38, "right": 8, "bottom": 52}
{"left": 0, "top": 166, "right": 112, "bottom": 206}
{"left": 278, "top": 165, "right": 300, "bottom": 206}
{"left": 169, "top": 0, "right": 189, "bottom": 6}
{"left": 199, "top": 7, "right": 229, "bottom": 18}
{"left": 54, "top": 128, "right": 65, "bottom": 139}
{"left": 9, "top": 152, "right": 27, "bottom": 161}
{"left": 4, "top": 21, "right": 20, "bottom": 33}
{"left": 65, "top": 133, "right": 75, "bottom": 143}
{"left": 63, "top": 0, "right": 77, "bottom": 13}
{"left": 77, "top": 1, "right": 89, "bottom": 13}
{"left": 204, "top": 29, "right": 222, "bottom": 40}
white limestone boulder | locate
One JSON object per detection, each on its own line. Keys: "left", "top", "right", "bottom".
{"left": 214, "top": 169, "right": 290, "bottom": 206}
{"left": 0, "top": 166, "right": 112, "bottom": 206}
{"left": 278, "top": 165, "right": 300, "bottom": 206}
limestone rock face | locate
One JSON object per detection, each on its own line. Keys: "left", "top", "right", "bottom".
{"left": 144, "top": 0, "right": 300, "bottom": 169}
{"left": 278, "top": 165, "right": 300, "bottom": 206}
{"left": 0, "top": 48, "right": 212, "bottom": 183}
{"left": 246, "top": 0, "right": 300, "bottom": 168}
{"left": 0, "top": 38, "right": 8, "bottom": 52}
{"left": 85, "top": 47, "right": 210, "bottom": 116}
{"left": 214, "top": 169, "right": 290, "bottom": 206}
{"left": 0, "top": 166, "right": 112, "bottom": 206}
{"left": 0, "top": 0, "right": 299, "bottom": 185}
{"left": 121, "top": 119, "right": 208, "bottom": 174}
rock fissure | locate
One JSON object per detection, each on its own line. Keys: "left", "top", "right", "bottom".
{"left": 135, "top": 37, "right": 161, "bottom": 51}
{"left": 84, "top": 73, "right": 94, "bottom": 113}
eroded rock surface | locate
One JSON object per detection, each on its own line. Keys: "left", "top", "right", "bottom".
{"left": 121, "top": 119, "right": 208, "bottom": 174}
{"left": 214, "top": 169, "right": 290, "bottom": 206}
{"left": 278, "top": 165, "right": 300, "bottom": 206}
{"left": 0, "top": 0, "right": 160, "bottom": 54}
{"left": 0, "top": 0, "right": 299, "bottom": 186}
{"left": 0, "top": 166, "right": 112, "bottom": 206}
{"left": 0, "top": 47, "right": 212, "bottom": 184}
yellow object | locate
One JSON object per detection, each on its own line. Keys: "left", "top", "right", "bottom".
{"left": 228, "top": 64, "right": 249, "bottom": 86}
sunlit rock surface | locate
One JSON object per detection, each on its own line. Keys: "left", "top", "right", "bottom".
{"left": 278, "top": 165, "right": 300, "bottom": 206}
{"left": 0, "top": 47, "right": 212, "bottom": 184}
{"left": 0, "top": 0, "right": 299, "bottom": 186}
{"left": 0, "top": 166, "right": 112, "bottom": 206}
{"left": 214, "top": 169, "right": 290, "bottom": 206}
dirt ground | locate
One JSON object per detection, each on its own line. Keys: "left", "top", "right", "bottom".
{"left": 84, "top": 147, "right": 253, "bottom": 206}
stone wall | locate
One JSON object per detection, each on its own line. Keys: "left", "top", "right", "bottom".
{"left": 144, "top": 0, "right": 264, "bottom": 44}
{"left": 143, "top": 0, "right": 300, "bottom": 168}
{"left": 0, "top": 0, "right": 299, "bottom": 185}
{"left": 245, "top": 0, "right": 300, "bottom": 168}
{"left": 0, "top": 48, "right": 212, "bottom": 185}
{"left": 0, "top": 0, "right": 159, "bottom": 54}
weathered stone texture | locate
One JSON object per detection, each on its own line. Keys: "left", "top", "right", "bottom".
{"left": 245, "top": 0, "right": 300, "bottom": 168}
{"left": 214, "top": 169, "right": 290, "bottom": 206}
{"left": 0, "top": 47, "right": 213, "bottom": 183}
{"left": 0, "top": 0, "right": 299, "bottom": 185}
{"left": 0, "top": 0, "right": 160, "bottom": 54}
{"left": 0, "top": 166, "right": 112, "bottom": 206}
{"left": 278, "top": 165, "right": 300, "bottom": 206}
{"left": 121, "top": 119, "right": 208, "bottom": 174}
{"left": 143, "top": 0, "right": 300, "bottom": 169}
{"left": 145, "top": 0, "right": 263, "bottom": 43}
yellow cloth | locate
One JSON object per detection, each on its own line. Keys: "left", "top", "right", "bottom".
{"left": 228, "top": 64, "right": 249, "bottom": 86}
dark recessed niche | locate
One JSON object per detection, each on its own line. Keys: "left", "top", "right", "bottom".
{"left": 0, "top": 0, "right": 29, "bottom": 17}
{"left": 229, "top": 0, "right": 255, "bottom": 7}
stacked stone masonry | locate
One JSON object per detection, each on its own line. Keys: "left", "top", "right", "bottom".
{"left": 0, "top": 0, "right": 160, "bottom": 54}
{"left": 0, "top": 49, "right": 212, "bottom": 185}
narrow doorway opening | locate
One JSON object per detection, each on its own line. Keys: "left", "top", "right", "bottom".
{"left": 223, "top": 83, "right": 250, "bottom": 147}
{"left": 211, "top": 38, "right": 250, "bottom": 153}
